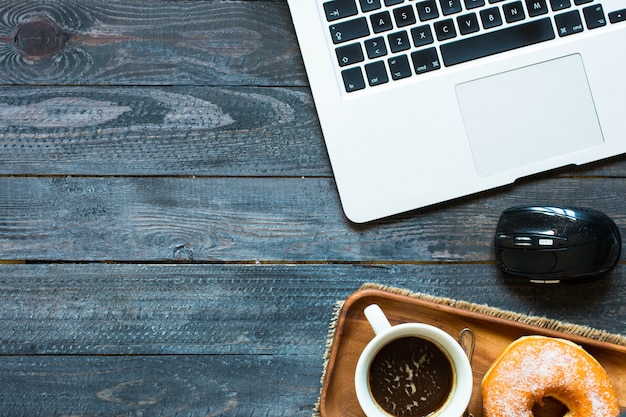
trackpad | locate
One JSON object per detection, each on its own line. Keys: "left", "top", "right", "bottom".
{"left": 456, "top": 54, "right": 603, "bottom": 177}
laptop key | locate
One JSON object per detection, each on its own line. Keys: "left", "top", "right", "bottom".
{"left": 394, "top": 5, "right": 417, "bottom": 27}
{"left": 526, "top": 0, "right": 549, "bottom": 16}
{"left": 341, "top": 67, "right": 366, "bottom": 92}
{"left": 365, "top": 37, "right": 388, "bottom": 58}
{"left": 411, "top": 47, "right": 442, "bottom": 73}
{"left": 583, "top": 5, "right": 606, "bottom": 29}
{"left": 416, "top": 0, "right": 440, "bottom": 21}
{"left": 435, "top": 19, "right": 457, "bottom": 40}
{"left": 555, "top": 10, "right": 584, "bottom": 36}
{"left": 609, "top": 9, "right": 626, "bottom": 23}
{"left": 465, "top": 0, "right": 486, "bottom": 10}
{"left": 503, "top": 1, "right": 526, "bottom": 23}
{"left": 388, "top": 30, "right": 411, "bottom": 52}
{"left": 440, "top": 17, "right": 555, "bottom": 66}
{"left": 324, "top": 0, "right": 359, "bottom": 21}
{"left": 457, "top": 13, "right": 480, "bottom": 34}
{"left": 371, "top": 11, "right": 394, "bottom": 33}
{"left": 440, "top": 0, "right": 463, "bottom": 15}
{"left": 336, "top": 43, "right": 365, "bottom": 66}
{"left": 365, "top": 61, "right": 389, "bottom": 86}
{"left": 550, "top": 0, "right": 571, "bottom": 11}
{"left": 411, "top": 24, "right": 435, "bottom": 46}
{"left": 360, "top": 0, "right": 382, "bottom": 12}
{"left": 330, "top": 17, "right": 370, "bottom": 44}
{"left": 481, "top": 7, "right": 503, "bottom": 28}
{"left": 388, "top": 55, "right": 413, "bottom": 80}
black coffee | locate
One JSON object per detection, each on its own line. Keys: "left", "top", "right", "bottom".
{"left": 368, "top": 336, "right": 454, "bottom": 417}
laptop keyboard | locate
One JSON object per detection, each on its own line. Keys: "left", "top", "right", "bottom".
{"left": 323, "top": 0, "right": 626, "bottom": 92}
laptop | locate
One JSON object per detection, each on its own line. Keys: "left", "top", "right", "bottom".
{"left": 286, "top": 0, "right": 626, "bottom": 223}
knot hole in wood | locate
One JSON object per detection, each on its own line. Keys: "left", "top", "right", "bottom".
{"left": 13, "top": 18, "right": 64, "bottom": 60}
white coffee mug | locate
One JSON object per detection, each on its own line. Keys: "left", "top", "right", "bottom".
{"left": 355, "top": 304, "right": 473, "bottom": 417}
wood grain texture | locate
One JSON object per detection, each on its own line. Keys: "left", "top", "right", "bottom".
{"left": 0, "top": 86, "right": 328, "bottom": 176}
{"left": 1, "top": 263, "right": 625, "bottom": 415}
{"left": 1, "top": 264, "right": 625, "bottom": 356}
{"left": 0, "top": 0, "right": 305, "bottom": 86}
{"left": 0, "top": 354, "right": 320, "bottom": 417}
{"left": 0, "top": 176, "right": 624, "bottom": 262}
{"left": 0, "top": 244, "right": 624, "bottom": 417}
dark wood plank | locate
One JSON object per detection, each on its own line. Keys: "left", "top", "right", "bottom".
{"left": 0, "top": 1, "right": 305, "bottom": 86}
{"left": 0, "top": 354, "right": 321, "bottom": 417}
{"left": 0, "top": 176, "right": 624, "bottom": 262}
{"left": 0, "top": 86, "right": 328, "bottom": 176}
{"left": 1, "top": 264, "right": 625, "bottom": 356}
{"left": 1, "top": 85, "right": 625, "bottom": 177}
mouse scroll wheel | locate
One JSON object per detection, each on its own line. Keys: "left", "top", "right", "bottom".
{"left": 513, "top": 237, "right": 533, "bottom": 247}
{"left": 514, "top": 236, "right": 558, "bottom": 247}
{"left": 496, "top": 235, "right": 567, "bottom": 249}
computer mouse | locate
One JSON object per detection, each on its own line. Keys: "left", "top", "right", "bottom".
{"left": 494, "top": 206, "right": 621, "bottom": 283}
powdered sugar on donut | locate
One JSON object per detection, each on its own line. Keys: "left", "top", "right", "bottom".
{"left": 481, "top": 336, "right": 620, "bottom": 417}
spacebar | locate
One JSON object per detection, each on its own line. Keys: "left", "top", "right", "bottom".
{"left": 440, "top": 18, "right": 555, "bottom": 66}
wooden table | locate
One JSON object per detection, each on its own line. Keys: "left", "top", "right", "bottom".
{"left": 0, "top": 1, "right": 624, "bottom": 415}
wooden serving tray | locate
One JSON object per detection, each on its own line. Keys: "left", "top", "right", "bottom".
{"left": 318, "top": 288, "right": 626, "bottom": 417}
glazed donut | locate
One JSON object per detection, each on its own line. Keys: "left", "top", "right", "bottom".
{"left": 482, "top": 335, "right": 620, "bottom": 417}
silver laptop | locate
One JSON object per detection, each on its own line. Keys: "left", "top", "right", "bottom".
{"left": 287, "top": 0, "right": 626, "bottom": 223}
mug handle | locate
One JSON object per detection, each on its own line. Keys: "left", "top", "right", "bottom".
{"left": 364, "top": 304, "right": 392, "bottom": 336}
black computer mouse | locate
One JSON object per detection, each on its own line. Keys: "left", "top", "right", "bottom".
{"left": 494, "top": 206, "right": 621, "bottom": 283}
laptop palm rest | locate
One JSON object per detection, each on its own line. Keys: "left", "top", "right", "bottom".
{"left": 456, "top": 54, "right": 604, "bottom": 177}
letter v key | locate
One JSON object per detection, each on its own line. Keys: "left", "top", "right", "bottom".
{"left": 458, "top": 13, "right": 479, "bottom": 35}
